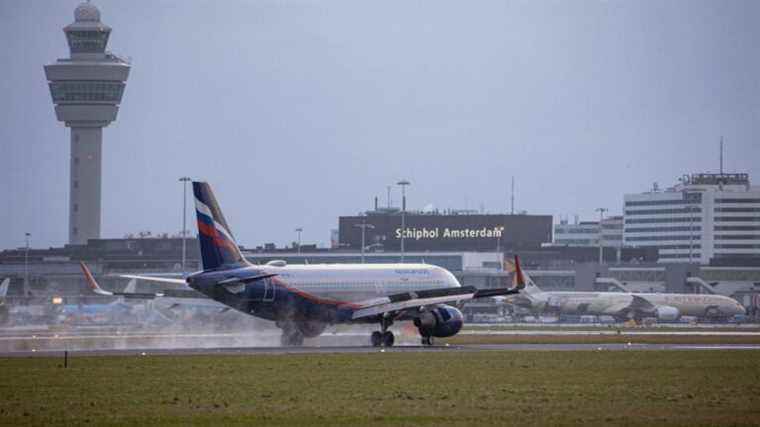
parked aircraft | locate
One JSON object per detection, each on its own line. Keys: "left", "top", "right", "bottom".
{"left": 55, "top": 279, "right": 143, "bottom": 326}
{"left": 504, "top": 261, "right": 745, "bottom": 321}
{"left": 80, "top": 181, "right": 526, "bottom": 346}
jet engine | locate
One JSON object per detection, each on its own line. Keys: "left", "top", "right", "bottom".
{"left": 295, "top": 320, "right": 328, "bottom": 338}
{"left": 414, "top": 305, "right": 464, "bottom": 338}
{"left": 655, "top": 305, "right": 680, "bottom": 321}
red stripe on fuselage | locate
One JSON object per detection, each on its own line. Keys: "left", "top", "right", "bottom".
{"left": 271, "top": 276, "right": 361, "bottom": 310}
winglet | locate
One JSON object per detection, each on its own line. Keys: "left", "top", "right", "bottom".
{"left": 0, "top": 278, "right": 9, "bottom": 298}
{"left": 79, "top": 262, "right": 114, "bottom": 296}
{"left": 123, "top": 279, "right": 138, "bottom": 294}
{"left": 511, "top": 255, "right": 526, "bottom": 290}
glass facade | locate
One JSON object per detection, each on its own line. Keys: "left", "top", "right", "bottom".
{"left": 50, "top": 80, "right": 125, "bottom": 103}
{"left": 625, "top": 226, "right": 701, "bottom": 233}
{"left": 66, "top": 30, "right": 109, "bottom": 53}
{"left": 626, "top": 235, "right": 701, "bottom": 241}
{"left": 625, "top": 207, "right": 702, "bottom": 216}
{"left": 716, "top": 198, "right": 760, "bottom": 204}
{"left": 625, "top": 198, "right": 700, "bottom": 207}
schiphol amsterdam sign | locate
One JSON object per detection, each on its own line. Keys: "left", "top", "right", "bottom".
{"left": 395, "top": 226, "right": 505, "bottom": 240}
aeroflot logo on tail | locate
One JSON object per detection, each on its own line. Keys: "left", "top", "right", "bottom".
{"left": 395, "top": 226, "right": 505, "bottom": 240}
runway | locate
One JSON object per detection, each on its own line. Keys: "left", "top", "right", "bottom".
{"left": 2, "top": 325, "right": 760, "bottom": 357}
{"left": 4, "top": 342, "right": 760, "bottom": 358}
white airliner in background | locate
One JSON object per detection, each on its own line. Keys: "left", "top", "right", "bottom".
{"left": 505, "top": 261, "right": 746, "bottom": 321}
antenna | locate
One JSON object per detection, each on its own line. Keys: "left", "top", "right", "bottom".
{"left": 719, "top": 136, "right": 724, "bottom": 174}
{"left": 510, "top": 176, "right": 515, "bottom": 215}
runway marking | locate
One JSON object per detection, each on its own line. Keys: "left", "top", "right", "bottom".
{"left": 672, "top": 345, "right": 760, "bottom": 350}
{"left": 460, "top": 330, "right": 760, "bottom": 336}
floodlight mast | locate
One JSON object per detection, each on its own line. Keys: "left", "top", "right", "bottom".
{"left": 397, "top": 180, "right": 411, "bottom": 263}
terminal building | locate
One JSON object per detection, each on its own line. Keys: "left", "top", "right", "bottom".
{"left": 624, "top": 173, "right": 760, "bottom": 265}
{"left": 553, "top": 216, "right": 624, "bottom": 248}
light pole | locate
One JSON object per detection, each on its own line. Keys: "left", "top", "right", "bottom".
{"left": 295, "top": 227, "right": 303, "bottom": 254}
{"left": 24, "top": 233, "right": 30, "bottom": 297}
{"left": 355, "top": 222, "right": 375, "bottom": 264}
{"left": 397, "top": 180, "right": 411, "bottom": 263}
{"left": 596, "top": 208, "right": 607, "bottom": 265}
{"left": 179, "top": 177, "right": 191, "bottom": 274}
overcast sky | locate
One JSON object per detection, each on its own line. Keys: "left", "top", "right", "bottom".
{"left": 1, "top": 0, "right": 758, "bottom": 250}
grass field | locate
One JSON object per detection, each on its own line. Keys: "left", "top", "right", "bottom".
{"left": 2, "top": 350, "right": 760, "bottom": 426}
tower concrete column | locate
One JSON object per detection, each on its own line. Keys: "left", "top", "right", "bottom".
{"left": 69, "top": 126, "right": 103, "bottom": 244}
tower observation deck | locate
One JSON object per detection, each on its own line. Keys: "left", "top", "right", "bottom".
{"left": 44, "top": 2, "right": 131, "bottom": 245}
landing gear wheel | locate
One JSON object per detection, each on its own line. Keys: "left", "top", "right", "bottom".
{"left": 382, "top": 331, "right": 395, "bottom": 347}
{"left": 421, "top": 336, "right": 433, "bottom": 346}
{"left": 371, "top": 331, "right": 383, "bottom": 347}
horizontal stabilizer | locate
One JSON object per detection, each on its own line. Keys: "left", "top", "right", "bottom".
{"left": 217, "top": 273, "right": 278, "bottom": 286}
{"left": 119, "top": 275, "right": 187, "bottom": 285}
{"left": 81, "top": 262, "right": 163, "bottom": 299}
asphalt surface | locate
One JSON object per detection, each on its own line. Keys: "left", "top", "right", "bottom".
{"left": 4, "top": 342, "right": 760, "bottom": 358}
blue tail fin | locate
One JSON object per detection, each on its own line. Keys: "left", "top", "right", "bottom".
{"left": 193, "top": 181, "right": 247, "bottom": 271}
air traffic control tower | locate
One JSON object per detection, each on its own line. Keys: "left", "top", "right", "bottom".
{"left": 44, "top": 2, "right": 130, "bottom": 245}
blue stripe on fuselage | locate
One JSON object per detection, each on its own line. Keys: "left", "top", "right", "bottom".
{"left": 189, "top": 269, "right": 357, "bottom": 323}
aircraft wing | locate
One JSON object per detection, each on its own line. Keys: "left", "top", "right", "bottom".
{"left": 601, "top": 301, "right": 637, "bottom": 317}
{"left": 351, "top": 255, "right": 526, "bottom": 320}
{"left": 627, "top": 294, "right": 658, "bottom": 316}
{"left": 351, "top": 286, "right": 478, "bottom": 320}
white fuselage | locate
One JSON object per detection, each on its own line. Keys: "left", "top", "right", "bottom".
{"left": 261, "top": 263, "right": 460, "bottom": 303}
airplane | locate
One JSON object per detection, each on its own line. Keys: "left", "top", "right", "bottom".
{"left": 56, "top": 279, "right": 146, "bottom": 326}
{"left": 80, "top": 181, "right": 526, "bottom": 347}
{"left": 503, "top": 260, "right": 746, "bottom": 322}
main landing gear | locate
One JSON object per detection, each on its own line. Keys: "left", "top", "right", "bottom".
{"left": 370, "top": 316, "right": 395, "bottom": 347}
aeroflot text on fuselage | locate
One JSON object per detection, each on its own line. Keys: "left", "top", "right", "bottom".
{"left": 395, "top": 226, "right": 505, "bottom": 240}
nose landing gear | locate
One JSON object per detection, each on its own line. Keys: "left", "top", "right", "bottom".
{"left": 371, "top": 330, "right": 395, "bottom": 347}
